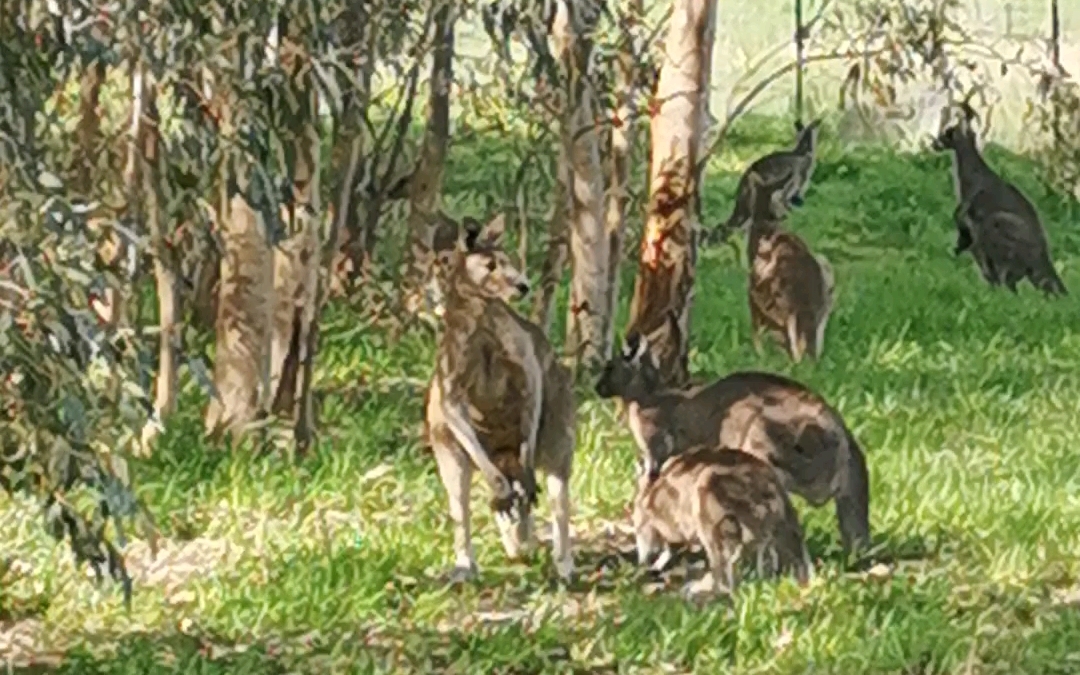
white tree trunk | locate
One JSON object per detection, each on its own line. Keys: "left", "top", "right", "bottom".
{"left": 557, "top": 0, "right": 608, "bottom": 372}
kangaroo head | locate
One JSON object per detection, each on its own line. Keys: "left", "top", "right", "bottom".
{"left": 932, "top": 105, "right": 979, "bottom": 152}
{"left": 595, "top": 331, "right": 662, "bottom": 399}
{"left": 745, "top": 171, "right": 789, "bottom": 223}
{"left": 433, "top": 213, "right": 530, "bottom": 305}
{"left": 793, "top": 118, "right": 822, "bottom": 153}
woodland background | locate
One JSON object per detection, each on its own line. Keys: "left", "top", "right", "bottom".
{"left": 2, "top": 0, "right": 1080, "bottom": 672}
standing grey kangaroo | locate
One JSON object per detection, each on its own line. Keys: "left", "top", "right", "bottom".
{"left": 711, "top": 118, "right": 822, "bottom": 242}
{"left": 422, "top": 214, "right": 576, "bottom": 583}
{"left": 744, "top": 171, "right": 835, "bottom": 362}
{"left": 595, "top": 332, "right": 870, "bottom": 554}
{"left": 932, "top": 106, "right": 1067, "bottom": 295}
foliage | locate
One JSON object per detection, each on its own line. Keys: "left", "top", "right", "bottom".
{"left": 816, "top": 0, "right": 1007, "bottom": 128}
{"left": 0, "top": 0, "right": 159, "bottom": 604}
{"left": 1027, "top": 71, "right": 1080, "bottom": 199}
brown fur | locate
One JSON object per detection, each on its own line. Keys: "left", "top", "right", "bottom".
{"left": 595, "top": 332, "right": 870, "bottom": 553}
{"left": 423, "top": 214, "right": 576, "bottom": 582}
{"left": 634, "top": 445, "right": 812, "bottom": 599}
{"left": 745, "top": 171, "right": 834, "bottom": 362}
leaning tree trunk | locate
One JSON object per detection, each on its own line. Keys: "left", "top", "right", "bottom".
{"left": 559, "top": 0, "right": 609, "bottom": 374}
{"left": 602, "top": 0, "right": 643, "bottom": 359}
{"left": 268, "top": 6, "right": 324, "bottom": 454}
{"left": 625, "top": 0, "right": 717, "bottom": 388}
{"left": 401, "top": 1, "right": 455, "bottom": 312}
{"left": 134, "top": 66, "right": 181, "bottom": 450}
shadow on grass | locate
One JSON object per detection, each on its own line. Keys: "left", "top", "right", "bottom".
{"left": 6, "top": 622, "right": 602, "bottom": 675}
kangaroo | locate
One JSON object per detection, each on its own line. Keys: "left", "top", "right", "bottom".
{"left": 711, "top": 118, "right": 822, "bottom": 242}
{"left": 595, "top": 332, "right": 870, "bottom": 554}
{"left": 744, "top": 171, "right": 835, "bottom": 362}
{"left": 633, "top": 445, "right": 812, "bottom": 600}
{"left": 422, "top": 214, "right": 576, "bottom": 583}
{"left": 932, "top": 106, "right": 1067, "bottom": 296}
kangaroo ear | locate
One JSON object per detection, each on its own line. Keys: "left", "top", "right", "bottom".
{"left": 462, "top": 217, "right": 483, "bottom": 251}
{"left": 476, "top": 213, "right": 506, "bottom": 248}
{"left": 745, "top": 170, "right": 764, "bottom": 190}
{"left": 623, "top": 332, "right": 648, "bottom": 362}
{"left": 435, "top": 249, "right": 455, "bottom": 268}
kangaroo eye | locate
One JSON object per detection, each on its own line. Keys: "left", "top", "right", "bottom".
{"left": 486, "top": 259, "right": 497, "bottom": 272}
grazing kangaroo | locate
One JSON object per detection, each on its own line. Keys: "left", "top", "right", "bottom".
{"left": 932, "top": 107, "right": 1067, "bottom": 295}
{"left": 595, "top": 332, "right": 870, "bottom": 554}
{"left": 633, "top": 445, "right": 812, "bottom": 600}
{"left": 712, "top": 118, "right": 822, "bottom": 242}
{"left": 745, "top": 171, "right": 835, "bottom": 362}
{"left": 422, "top": 214, "right": 576, "bottom": 582}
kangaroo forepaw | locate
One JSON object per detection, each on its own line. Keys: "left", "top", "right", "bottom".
{"left": 516, "top": 469, "right": 539, "bottom": 506}
{"left": 490, "top": 488, "right": 516, "bottom": 516}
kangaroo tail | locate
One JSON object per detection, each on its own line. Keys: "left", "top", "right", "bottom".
{"left": 835, "top": 425, "right": 871, "bottom": 554}
{"left": 1033, "top": 262, "right": 1067, "bottom": 297}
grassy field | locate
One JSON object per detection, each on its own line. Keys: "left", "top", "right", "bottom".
{"left": 3, "top": 114, "right": 1080, "bottom": 674}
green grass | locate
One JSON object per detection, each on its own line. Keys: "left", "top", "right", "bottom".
{"left": 4, "top": 115, "right": 1080, "bottom": 674}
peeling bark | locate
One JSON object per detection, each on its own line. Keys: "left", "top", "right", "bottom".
{"left": 626, "top": 0, "right": 717, "bottom": 388}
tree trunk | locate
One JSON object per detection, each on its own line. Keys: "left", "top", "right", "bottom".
{"left": 329, "top": 0, "right": 377, "bottom": 295}
{"left": 602, "top": 0, "right": 642, "bottom": 359}
{"left": 625, "top": 0, "right": 717, "bottom": 388}
{"left": 73, "top": 60, "right": 105, "bottom": 197}
{"left": 560, "top": 0, "right": 608, "bottom": 374}
{"left": 532, "top": 135, "right": 572, "bottom": 335}
{"left": 401, "top": 1, "right": 455, "bottom": 311}
{"left": 204, "top": 193, "right": 275, "bottom": 438}
{"left": 270, "top": 8, "right": 324, "bottom": 454}
{"left": 133, "top": 68, "right": 180, "bottom": 451}
{"left": 76, "top": 57, "right": 128, "bottom": 328}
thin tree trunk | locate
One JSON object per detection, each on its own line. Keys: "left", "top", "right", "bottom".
{"left": 602, "top": 0, "right": 642, "bottom": 359}
{"left": 270, "top": 7, "right": 323, "bottom": 453}
{"left": 402, "top": 0, "right": 455, "bottom": 310}
{"left": 560, "top": 0, "right": 608, "bottom": 374}
{"left": 532, "top": 139, "right": 572, "bottom": 334}
{"left": 329, "top": 0, "right": 376, "bottom": 294}
{"left": 134, "top": 68, "right": 180, "bottom": 451}
{"left": 625, "top": 0, "right": 717, "bottom": 388}
{"left": 74, "top": 61, "right": 105, "bottom": 197}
